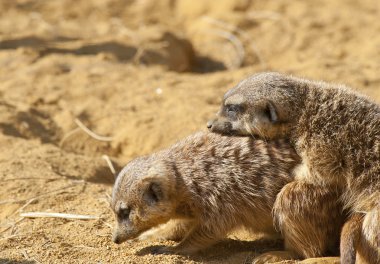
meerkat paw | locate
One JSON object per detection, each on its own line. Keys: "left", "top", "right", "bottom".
{"left": 150, "top": 245, "right": 175, "bottom": 255}
{"left": 151, "top": 245, "right": 198, "bottom": 256}
{"left": 253, "top": 250, "right": 299, "bottom": 264}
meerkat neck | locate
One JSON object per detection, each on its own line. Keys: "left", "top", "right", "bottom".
{"left": 280, "top": 82, "right": 309, "bottom": 142}
{"left": 161, "top": 157, "right": 196, "bottom": 219}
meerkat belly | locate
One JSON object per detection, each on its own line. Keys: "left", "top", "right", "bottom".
{"left": 292, "top": 161, "right": 328, "bottom": 185}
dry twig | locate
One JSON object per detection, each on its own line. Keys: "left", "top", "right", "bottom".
{"left": 74, "top": 118, "right": 113, "bottom": 141}
{"left": 210, "top": 29, "right": 245, "bottom": 69}
{"left": 20, "top": 212, "right": 100, "bottom": 220}
{"left": 59, "top": 127, "right": 81, "bottom": 147}
{"left": 102, "top": 155, "right": 116, "bottom": 175}
{"left": 0, "top": 182, "right": 79, "bottom": 205}
{"left": 203, "top": 16, "right": 266, "bottom": 69}
{"left": 0, "top": 218, "right": 25, "bottom": 234}
{"left": 0, "top": 177, "right": 62, "bottom": 182}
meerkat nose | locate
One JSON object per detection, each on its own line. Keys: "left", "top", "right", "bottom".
{"left": 207, "top": 120, "right": 214, "bottom": 129}
{"left": 112, "top": 232, "right": 123, "bottom": 244}
{"left": 112, "top": 235, "right": 122, "bottom": 244}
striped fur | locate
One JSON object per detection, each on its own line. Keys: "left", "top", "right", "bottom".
{"left": 210, "top": 72, "right": 380, "bottom": 263}
{"left": 111, "top": 132, "right": 301, "bottom": 255}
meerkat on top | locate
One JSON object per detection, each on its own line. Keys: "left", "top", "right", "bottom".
{"left": 208, "top": 72, "right": 380, "bottom": 264}
{"left": 110, "top": 131, "right": 343, "bottom": 261}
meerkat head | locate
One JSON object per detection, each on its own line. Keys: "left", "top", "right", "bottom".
{"left": 111, "top": 156, "right": 177, "bottom": 244}
{"left": 207, "top": 72, "right": 304, "bottom": 139}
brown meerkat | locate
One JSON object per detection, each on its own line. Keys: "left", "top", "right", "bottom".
{"left": 207, "top": 72, "right": 380, "bottom": 263}
{"left": 111, "top": 131, "right": 344, "bottom": 261}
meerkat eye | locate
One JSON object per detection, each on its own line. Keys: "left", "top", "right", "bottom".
{"left": 226, "top": 104, "right": 237, "bottom": 113}
{"left": 225, "top": 104, "right": 243, "bottom": 119}
{"left": 118, "top": 207, "right": 131, "bottom": 219}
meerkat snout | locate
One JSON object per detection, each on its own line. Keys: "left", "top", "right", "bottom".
{"left": 208, "top": 73, "right": 299, "bottom": 139}
{"left": 207, "top": 93, "right": 248, "bottom": 135}
{"left": 112, "top": 230, "right": 123, "bottom": 244}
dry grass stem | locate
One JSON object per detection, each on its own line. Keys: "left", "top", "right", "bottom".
{"left": 0, "top": 177, "right": 62, "bottom": 182}
{"left": 20, "top": 212, "right": 100, "bottom": 220}
{"left": 203, "top": 16, "right": 267, "bottom": 69}
{"left": 0, "top": 218, "right": 25, "bottom": 234}
{"left": 18, "top": 198, "right": 38, "bottom": 213}
{"left": 210, "top": 29, "right": 245, "bottom": 69}
{"left": 74, "top": 118, "right": 113, "bottom": 142}
{"left": 105, "top": 193, "right": 112, "bottom": 206}
{"left": 0, "top": 183, "right": 79, "bottom": 205}
{"left": 102, "top": 154, "right": 116, "bottom": 175}
{"left": 59, "top": 127, "right": 81, "bottom": 147}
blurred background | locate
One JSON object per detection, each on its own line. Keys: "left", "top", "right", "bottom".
{"left": 1, "top": 0, "right": 379, "bottom": 263}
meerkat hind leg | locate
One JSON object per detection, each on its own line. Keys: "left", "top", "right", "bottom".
{"left": 356, "top": 205, "right": 380, "bottom": 264}
{"left": 340, "top": 213, "right": 362, "bottom": 264}
{"left": 273, "top": 181, "right": 343, "bottom": 259}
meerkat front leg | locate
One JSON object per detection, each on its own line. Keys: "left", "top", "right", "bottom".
{"left": 152, "top": 223, "right": 224, "bottom": 255}
{"left": 341, "top": 201, "right": 380, "bottom": 264}
{"left": 357, "top": 204, "right": 380, "bottom": 264}
{"left": 138, "top": 219, "right": 192, "bottom": 242}
{"left": 340, "top": 213, "right": 363, "bottom": 264}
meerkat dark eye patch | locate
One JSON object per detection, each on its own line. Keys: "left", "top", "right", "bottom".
{"left": 143, "top": 182, "right": 163, "bottom": 205}
{"left": 224, "top": 104, "right": 244, "bottom": 120}
{"left": 118, "top": 207, "right": 131, "bottom": 219}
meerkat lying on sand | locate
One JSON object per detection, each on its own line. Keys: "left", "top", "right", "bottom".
{"left": 208, "top": 72, "right": 380, "bottom": 263}
{"left": 111, "top": 132, "right": 343, "bottom": 261}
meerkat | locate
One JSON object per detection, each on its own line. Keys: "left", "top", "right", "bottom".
{"left": 111, "top": 131, "right": 343, "bottom": 260}
{"left": 207, "top": 72, "right": 380, "bottom": 263}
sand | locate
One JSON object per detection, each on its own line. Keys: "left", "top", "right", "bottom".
{"left": 1, "top": 0, "right": 379, "bottom": 263}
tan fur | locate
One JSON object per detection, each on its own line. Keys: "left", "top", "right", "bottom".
{"left": 136, "top": 219, "right": 192, "bottom": 242}
{"left": 273, "top": 182, "right": 343, "bottom": 258}
{"left": 111, "top": 131, "right": 342, "bottom": 258}
{"left": 209, "top": 72, "right": 380, "bottom": 263}
{"left": 341, "top": 213, "right": 363, "bottom": 263}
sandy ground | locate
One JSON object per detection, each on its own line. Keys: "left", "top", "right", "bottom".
{"left": 1, "top": 0, "right": 380, "bottom": 263}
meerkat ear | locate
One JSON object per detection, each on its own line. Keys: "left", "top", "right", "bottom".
{"left": 143, "top": 182, "right": 163, "bottom": 205}
{"left": 264, "top": 100, "right": 278, "bottom": 123}
{"left": 141, "top": 161, "right": 171, "bottom": 204}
